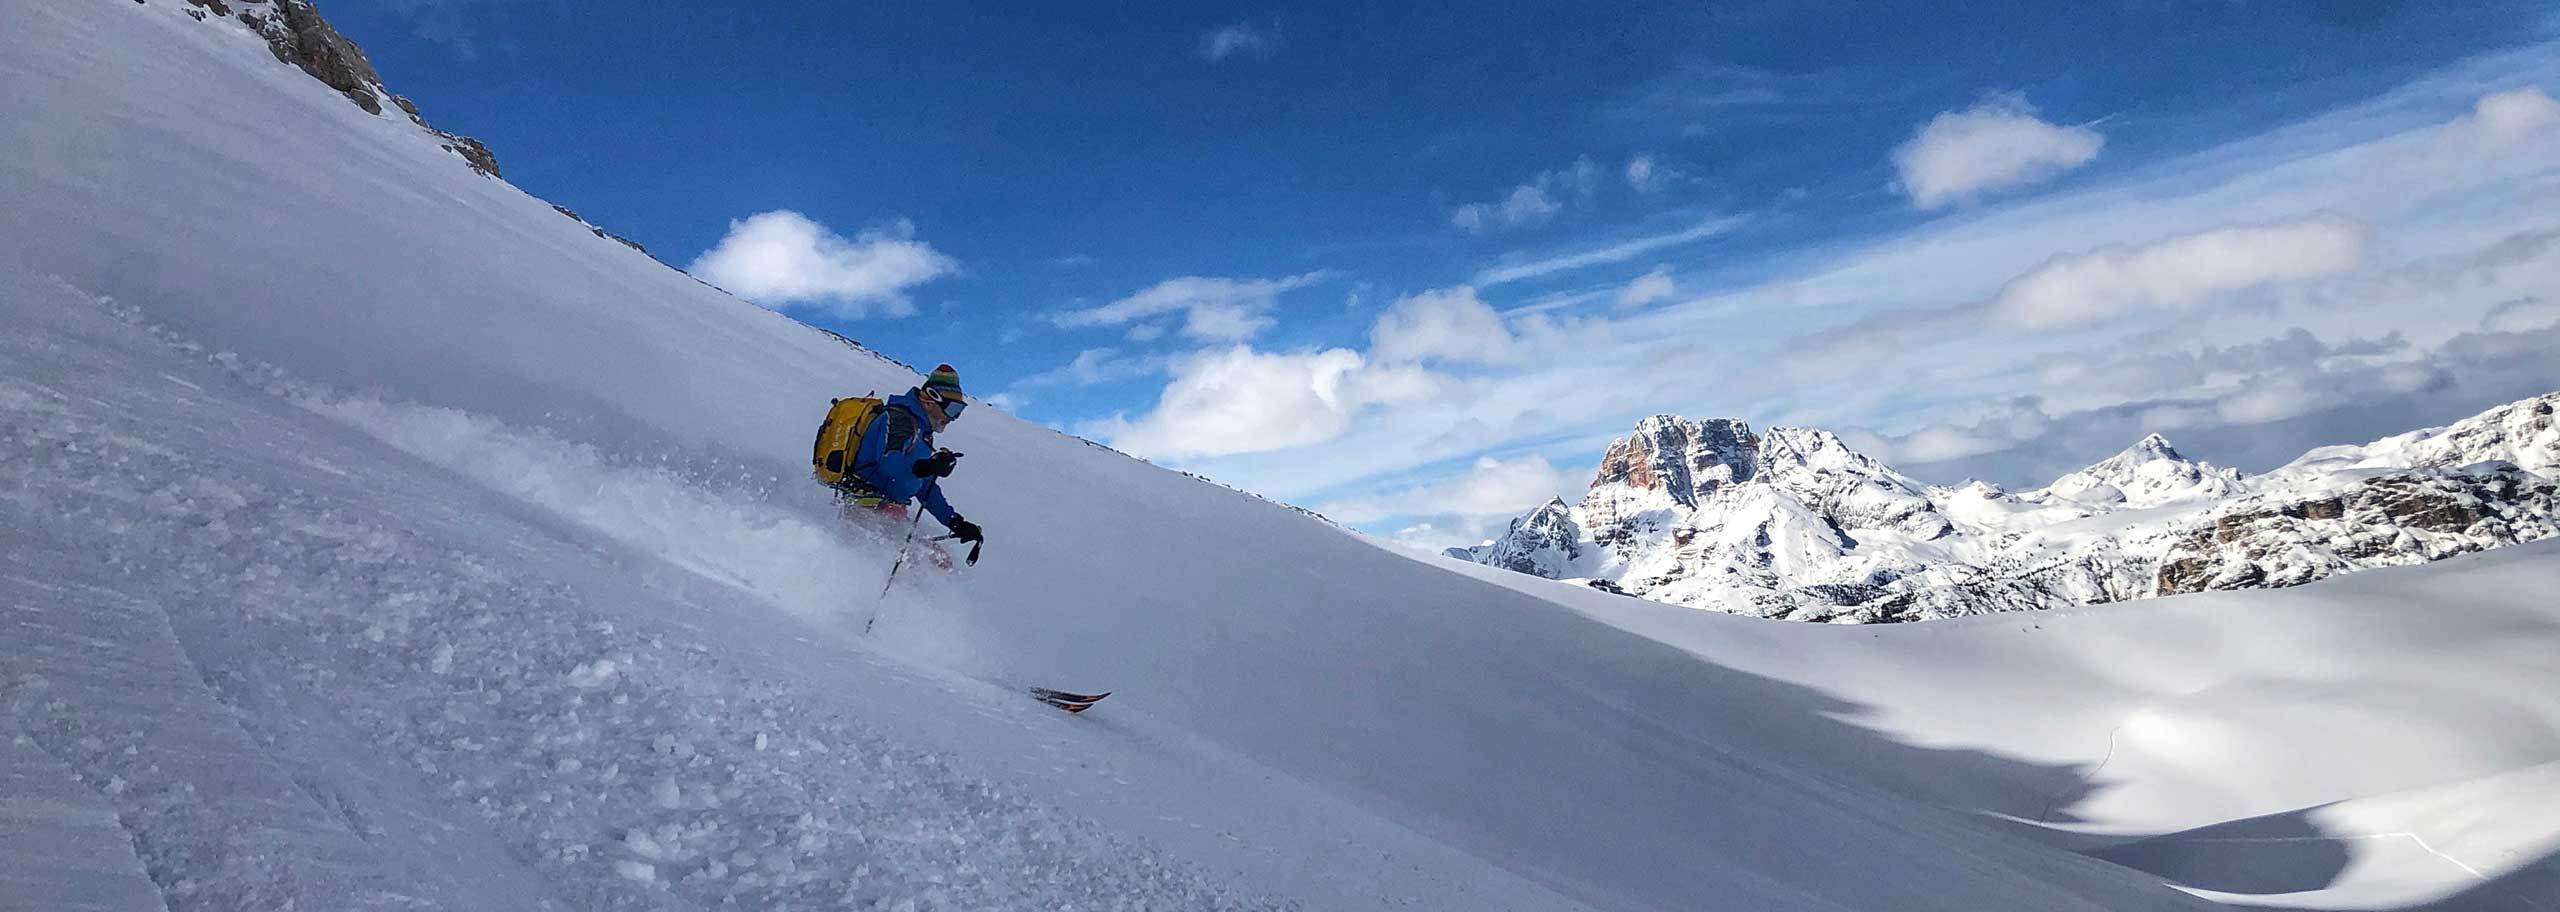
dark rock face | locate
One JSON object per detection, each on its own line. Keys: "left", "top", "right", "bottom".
{"left": 2157, "top": 466, "right": 2560, "bottom": 595}
{"left": 1591, "top": 416, "right": 1758, "bottom": 507}
{"left": 237, "top": 0, "right": 385, "bottom": 114}
{"left": 441, "top": 135, "right": 501, "bottom": 179}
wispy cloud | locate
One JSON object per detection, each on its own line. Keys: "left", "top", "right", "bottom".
{"left": 1054, "top": 273, "right": 1331, "bottom": 342}
{"left": 1451, "top": 158, "right": 1600, "bottom": 234}
{"left": 687, "top": 211, "right": 955, "bottom": 318}
{"left": 1318, "top": 454, "right": 1576, "bottom": 526}
{"left": 1988, "top": 214, "right": 2370, "bottom": 328}
{"left": 1196, "top": 23, "right": 1279, "bottom": 62}
{"left": 1473, "top": 215, "right": 1743, "bottom": 287}
{"left": 1121, "top": 50, "right": 2560, "bottom": 507}
{"left": 1016, "top": 347, "right": 1166, "bottom": 387}
{"left": 1601, "top": 61, "right": 1889, "bottom": 137}
{"left": 1616, "top": 267, "right": 1676, "bottom": 310}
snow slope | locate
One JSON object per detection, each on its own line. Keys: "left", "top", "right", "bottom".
{"left": 5, "top": 3, "right": 2556, "bottom": 911}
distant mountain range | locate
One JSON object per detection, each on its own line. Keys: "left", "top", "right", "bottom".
{"left": 1449, "top": 392, "right": 2560, "bottom": 621}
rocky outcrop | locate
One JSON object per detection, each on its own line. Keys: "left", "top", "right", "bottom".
{"left": 1447, "top": 498, "right": 1586, "bottom": 576}
{"left": 2156, "top": 464, "right": 2560, "bottom": 595}
{"left": 1454, "top": 392, "right": 2560, "bottom": 622}
{"left": 551, "top": 205, "right": 652, "bottom": 255}
{"left": 165, "top": 0, "right": 503, "bottom": 178}
{"left": 238, "top": 0, "right": 384, "bottom": 114}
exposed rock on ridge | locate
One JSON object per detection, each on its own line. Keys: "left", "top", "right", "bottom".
{"left": 174, "top": 0, "right": 502, "bottom": 178}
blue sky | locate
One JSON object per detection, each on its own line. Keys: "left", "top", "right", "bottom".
{"left": 338, "top": 1, "right": 2560, "bottom": 548}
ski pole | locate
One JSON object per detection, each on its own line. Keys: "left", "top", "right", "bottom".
{"left": 866, "top": 508, "right": 928, "bottom": 634}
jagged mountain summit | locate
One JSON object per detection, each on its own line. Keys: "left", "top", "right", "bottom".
{"left": 2024, "top": 433, "right": 2245, "bottom": 509}
{"left": 1451, "top": 392, "right": 2560, "bottom": 621}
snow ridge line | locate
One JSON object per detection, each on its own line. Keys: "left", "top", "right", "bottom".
{"left": 2172, "top": 830, "right": 2548, "bottom": 910}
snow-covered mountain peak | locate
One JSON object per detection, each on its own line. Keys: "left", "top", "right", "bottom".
{"left": 1460, "top": 392, "right": 2560, "bottom": 622}
{"left": 2028, "top": 430, "right": 2244, "bottom": 509}
{"left": 1587, "top": 414, "right": 1760, "bottom": 506}
{"left": 2277, "top": 391, "right": 2560, "bottom": 479}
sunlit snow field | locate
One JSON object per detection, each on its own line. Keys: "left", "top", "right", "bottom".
{"left": 4, "top": 2, "right": 2557, "bottom": 910}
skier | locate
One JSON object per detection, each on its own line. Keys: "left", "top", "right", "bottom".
{"left": 835, "top": 364, "right": 984, "bottom": 557}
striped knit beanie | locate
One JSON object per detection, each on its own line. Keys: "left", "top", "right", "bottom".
{"left": 922, "top": 363, "right": 965, "bottom": 400}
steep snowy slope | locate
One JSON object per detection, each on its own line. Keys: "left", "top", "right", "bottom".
{"left": 5, "top": 4, "right": 2554, "bottom": 912}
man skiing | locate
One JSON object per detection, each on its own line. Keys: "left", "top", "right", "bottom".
{"left": 837, "top": 364, "right": 984, "bottom": 555}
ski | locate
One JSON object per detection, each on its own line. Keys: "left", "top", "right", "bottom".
{"left": 1029, "top": 687, "right": 1111, "bottom": 713}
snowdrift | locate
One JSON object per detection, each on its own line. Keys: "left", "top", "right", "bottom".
{"left": 5, "top": 3, "right": 2556, "bottom": 910}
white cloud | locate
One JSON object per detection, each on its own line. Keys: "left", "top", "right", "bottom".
{"left": 1452, "top": 158, "right": 1601, "bottom": 234}
{"left": 1093, "top": 346, "right": 1442, "bottom": 460}
{"left": 1989, "top": 215, "right": 2372, "bottom": 328}
{"left": 1453, "top": 185, "right": 1561, "bottom": 233}
{"left": 1096, "top": 45, "right": 2560, "bottom": 505}
{"left": 1893, "top": 94, "right": 2104, "bottom": 209}
{"left": 2429, "top": 86, "right": 2560, "bottom": 163}
{"left": 1055, "top": 273, "right": 1328, "bottom": 342}
{"left": 687, "top": 211, "right": 955, "bottom": 318}
{"left": 1616, "top": 267, "right": 1675, "bottom": 310}
{"left": 1318, "top": 455, "right": 1574, "bottom": 524}
{"left": 1197, "top": 23, "right": 1277, "bottom": 62}
{"left": 1625, "top": 155, "right": 1661, "bottom": 193}
{"left": 1370, "top": 286, "right": 1517, "bottom": 365}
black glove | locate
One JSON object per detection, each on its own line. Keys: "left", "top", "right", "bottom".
{"left": 945, "top": 516, "right": 983, "bottom": 544}
{"left": 911, "top": 449, "right": 962, "bottom": 479}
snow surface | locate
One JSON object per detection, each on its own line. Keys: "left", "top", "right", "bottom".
{"left": 5, "top": 2, "right": 2558, "bottom": 910}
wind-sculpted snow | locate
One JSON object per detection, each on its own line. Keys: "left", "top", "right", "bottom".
{"left": 1457, "top": 399, "right": 2560, "bottom": 621}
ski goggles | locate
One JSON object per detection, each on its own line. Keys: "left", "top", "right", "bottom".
{"left": 924, "top": 389, "right": 968, "bottom": 418}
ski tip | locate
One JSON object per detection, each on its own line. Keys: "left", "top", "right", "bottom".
{"left": 1029, "top": 687, "right": 1111, "bottom": 712}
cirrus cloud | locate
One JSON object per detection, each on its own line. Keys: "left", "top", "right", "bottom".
{"left": 1055, "top": 273, "right": 1330, "bottom": 342}
{"left": 1197, "top": 23, "right": 1278, "bottom": 62}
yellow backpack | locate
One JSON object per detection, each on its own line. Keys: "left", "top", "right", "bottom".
{"left": 812, "top": 395, "right": 883, "bottom": 487}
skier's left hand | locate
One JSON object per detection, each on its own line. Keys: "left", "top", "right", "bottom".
{"left": 946, "top": 516, "right": 984, "bottom": 544}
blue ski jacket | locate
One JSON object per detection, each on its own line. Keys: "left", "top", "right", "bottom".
{"left": 848, "top": 391, "right": 961, "bottom": 526}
